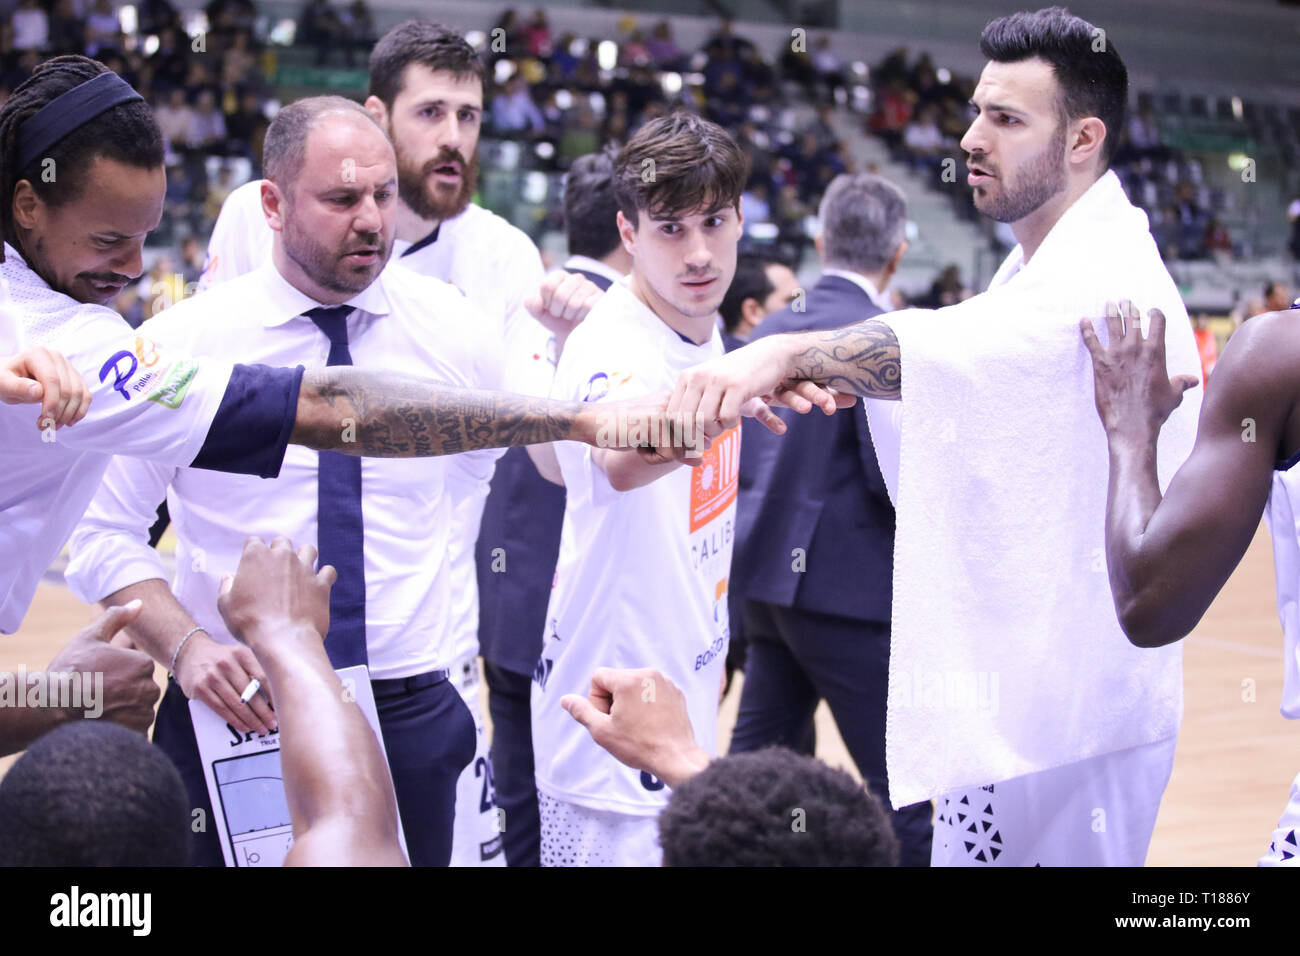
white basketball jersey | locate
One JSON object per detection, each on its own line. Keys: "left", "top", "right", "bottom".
{"left": 532, "top": 281, "right": 737, "bottom": 815}
{"left": 1263, "top": 458, "right": 1300, "bottom": 719}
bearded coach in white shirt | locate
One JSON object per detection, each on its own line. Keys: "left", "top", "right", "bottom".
{"left": 67, "top": 96, "right": 545, "bottom": 867}
{"left": 197, "top": 22, "right": 600, "bottom": 866}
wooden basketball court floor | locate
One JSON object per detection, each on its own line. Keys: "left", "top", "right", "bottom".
{"left": 2, "top": 522, "right": 1294, "bottom": 866}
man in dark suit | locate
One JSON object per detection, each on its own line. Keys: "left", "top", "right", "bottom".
{"left": 718, "top": 252, "right": 801, "bottom": 354}
{"left": 727, "top": 172, "right": 933, "bottom": 865}
{"left": 474, "top": 148, "right": 627, "bottom": 865}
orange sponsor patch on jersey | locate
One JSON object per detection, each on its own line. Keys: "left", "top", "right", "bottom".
{"left": 689, "top": 426, "right": 740, "bottom": 533}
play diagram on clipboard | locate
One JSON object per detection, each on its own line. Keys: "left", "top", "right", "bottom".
{"left": 189, "top": 664, "right": 408, "bottom": 866}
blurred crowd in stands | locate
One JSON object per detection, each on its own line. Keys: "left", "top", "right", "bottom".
{"left": 2, "top": 2, "right": 1294, "bottom": 327}
{"left": 865, "top": 44, "right": 1299, "bottom": 270}
{"left": 478, "top": 12, "right": 860, "bottom": 271}
{"left": 1, "top": 0, "right": 275, "bottom": 257}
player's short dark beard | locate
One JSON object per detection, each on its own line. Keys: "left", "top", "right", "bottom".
{"left": 974, "top": 120, "right": 1069, "bottom": 224}
{"left": 394, "top": 139, "right": 478, "bottom": 223}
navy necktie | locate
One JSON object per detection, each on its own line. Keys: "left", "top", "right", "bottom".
{"left": 305, "top": 305, "right": 368, "bottom": 668}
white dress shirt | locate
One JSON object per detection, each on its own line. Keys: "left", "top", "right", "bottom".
{"left": 199, "top": 182, "right": 553, "bottom": 664}
{"left": 66, "top": 260, "right": 504, "bottom": 678}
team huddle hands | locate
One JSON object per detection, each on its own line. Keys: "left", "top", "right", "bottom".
{"left": 523, "top": 270, "right": 606, "bottom": 338}
{"left": 1080, "top": 298, "right": 1201, "bottom": 441}
{"left": 0, "top": 346, "right": 92, "bottom": 430}
{"left": 669, "top": 335, "right": 854, "bottom": 439}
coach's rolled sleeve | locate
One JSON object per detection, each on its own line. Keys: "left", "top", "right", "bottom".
{"left": 66, "top": 455, "right": 179, "bottom": 605}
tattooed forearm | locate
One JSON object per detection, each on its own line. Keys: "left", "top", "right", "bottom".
{"left": 789, "top": 318, "right": 901, "bottom": 399}
{"left": 292, "top": 369, "right": 583, "bottom": 456}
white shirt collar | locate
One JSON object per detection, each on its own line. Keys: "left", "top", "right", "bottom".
{"left": 822, "top": 268, "right": 893, "bottom": 313}
{"left": 563, "top": 255, "right": 626, "bottom": 286}
{"left": 254, "top": 258, "right": 393, "bottom": 328}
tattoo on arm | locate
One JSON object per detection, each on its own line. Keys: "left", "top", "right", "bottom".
{"left": 292, "top": 368, "right": 580, "bottom": 456}
{"left": 790, "top": 319, "right": 901, "bottom": 399}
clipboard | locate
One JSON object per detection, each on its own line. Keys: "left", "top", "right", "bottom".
{"left": 189, "top": 664, "right": 409, "bottom": 866}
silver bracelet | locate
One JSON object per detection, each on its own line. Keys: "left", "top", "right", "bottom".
{"left": 169, "top": 626, "right": 206, "bottom": 677}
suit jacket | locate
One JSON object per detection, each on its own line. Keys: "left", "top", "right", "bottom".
{"left": 730, "top": 274, "right": 895, "bottom": 622}
{"left": 476, "top": 266, "right": 614, "bottom": 674}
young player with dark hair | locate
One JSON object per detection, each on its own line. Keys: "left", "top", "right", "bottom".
{"left": 531, "top": 112, "right": 752, "bottom": 866}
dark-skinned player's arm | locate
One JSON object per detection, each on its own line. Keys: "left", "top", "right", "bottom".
{"left": 1080, "top": 299, "right": 1294, "bottom": 647}
{"left": 216, "top": 537, "right": 407, "bottom": 867}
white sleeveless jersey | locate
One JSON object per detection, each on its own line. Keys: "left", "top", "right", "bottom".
{"left": 1264, "top": 457, "right": 1300, "bottom": 719}
{"left": 532, "top": 281, "right": 737, "bottom": 815}
{"left": 199, "top": 183, "right": 541, "bottom": 664}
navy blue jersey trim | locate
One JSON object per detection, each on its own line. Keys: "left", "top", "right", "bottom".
{"left": 1277, "top": 448, "right": 1300, "bottom": 472}
{"left": 190, "top": 364, "right": 305, "bottom": 478}
{"left": 401, "top": 224, "right": 441, "bottom": 258}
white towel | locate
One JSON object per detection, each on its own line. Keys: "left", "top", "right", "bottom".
{"left": 867, "top": 171, "right": 1203, "bottom": 809}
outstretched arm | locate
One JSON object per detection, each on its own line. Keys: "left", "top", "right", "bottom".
{"left": 666, "top": 319, "right": 895, "bottom": 436}
{"left": 217, "top": 537, "right": 407, "bottom": 867}
{"left": 1081, "top": 300, "right": 1293, "bottom": 647}
{"left": 291, "top": 370, "right": 592, "bottom": 455}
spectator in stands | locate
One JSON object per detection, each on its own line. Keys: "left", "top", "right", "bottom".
{"left": 559, "top": 99, "right": 601, "bottom": 161}
{"left": 523, "top": 8, "right": 552, "bottom": 59}
{"left": 220, "top": 28, "right": 257, "bottom": 89}
{"left": 874, "top": 46, "right": 911, "bottom": 88}
{"left": 718, "top": 253, "right": 800, "bottom": 351}
{"left": 149, "top": 24, "right": 189, "bottom": 90}
{"left": 188, "top": 88, "right": 227, "bottom": 150}
{"left": 869, "top": 77, "right": 914, "bottom": 151}
{"left": 704, "top": 18, "right": 755, "bottom": 60}
{"left": 493, "top": 73, "right": 545, "bottom": 135}
{"left": 646, "top": 20, "right": 681, "bottom": 69}
{"left": 180, "top": 235, "right": 204, "bottom": 287}
{"left": 902, "top": 102, "right": 951, "bottom": 177}
{"left": 1202, "top": 216, "right": 1233, "bottom": 261}
{"left": 780, "top": 34, "right": 818, "bottom": 99}
{"left": 1127, "top": 103, "right": 1168, "bottom": 161}
{"left": 46, "top": 0, "right": 84, "bottom": 54}
{"left": 224, "top": 89, "right": 268, "bottom": 165}
{"left": 341, "top": 0, "right": 376, "bottom": 68}
{"left": 137, "top": 0, "right": 179, "bottom": 38}
{"left": 4, "top": 46, "right": 37, "bottom": 88}
{"left": 491, "top": 8, "right": 527, "bottom": 60}
{"left": 811, "top": 35, "right": 844, "bottom": 102}
{"left": 1265, "top": 281, "right": 1293, "bottom": 313}
{"left": 806, "top": 104, "right": 838, "bottom": 152}
{"left": 204, "top": 164, "right": 236, "bottom": 221}
{"left": 84, "top": 0, "right": 123, "bottom": 59}
{"left": 11, "top": 0, "right": 50, "bottom": 53}
{"left": 913, "top": 264, "right": 970, "bottom": 309}
{"left": 774, "top": 182, "right": 814, "bottom": 258}
{"left": 741, "top": 181, "right": 772, "bottom": 236}
{"left": 155, "top": 86, "right": 193, "bottom": 152}
{"left": 1174, "top": 181, "right": 1208, "bottom": 259}
{"left": 297, "top": 0, "right": 342, "bottom": 66}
